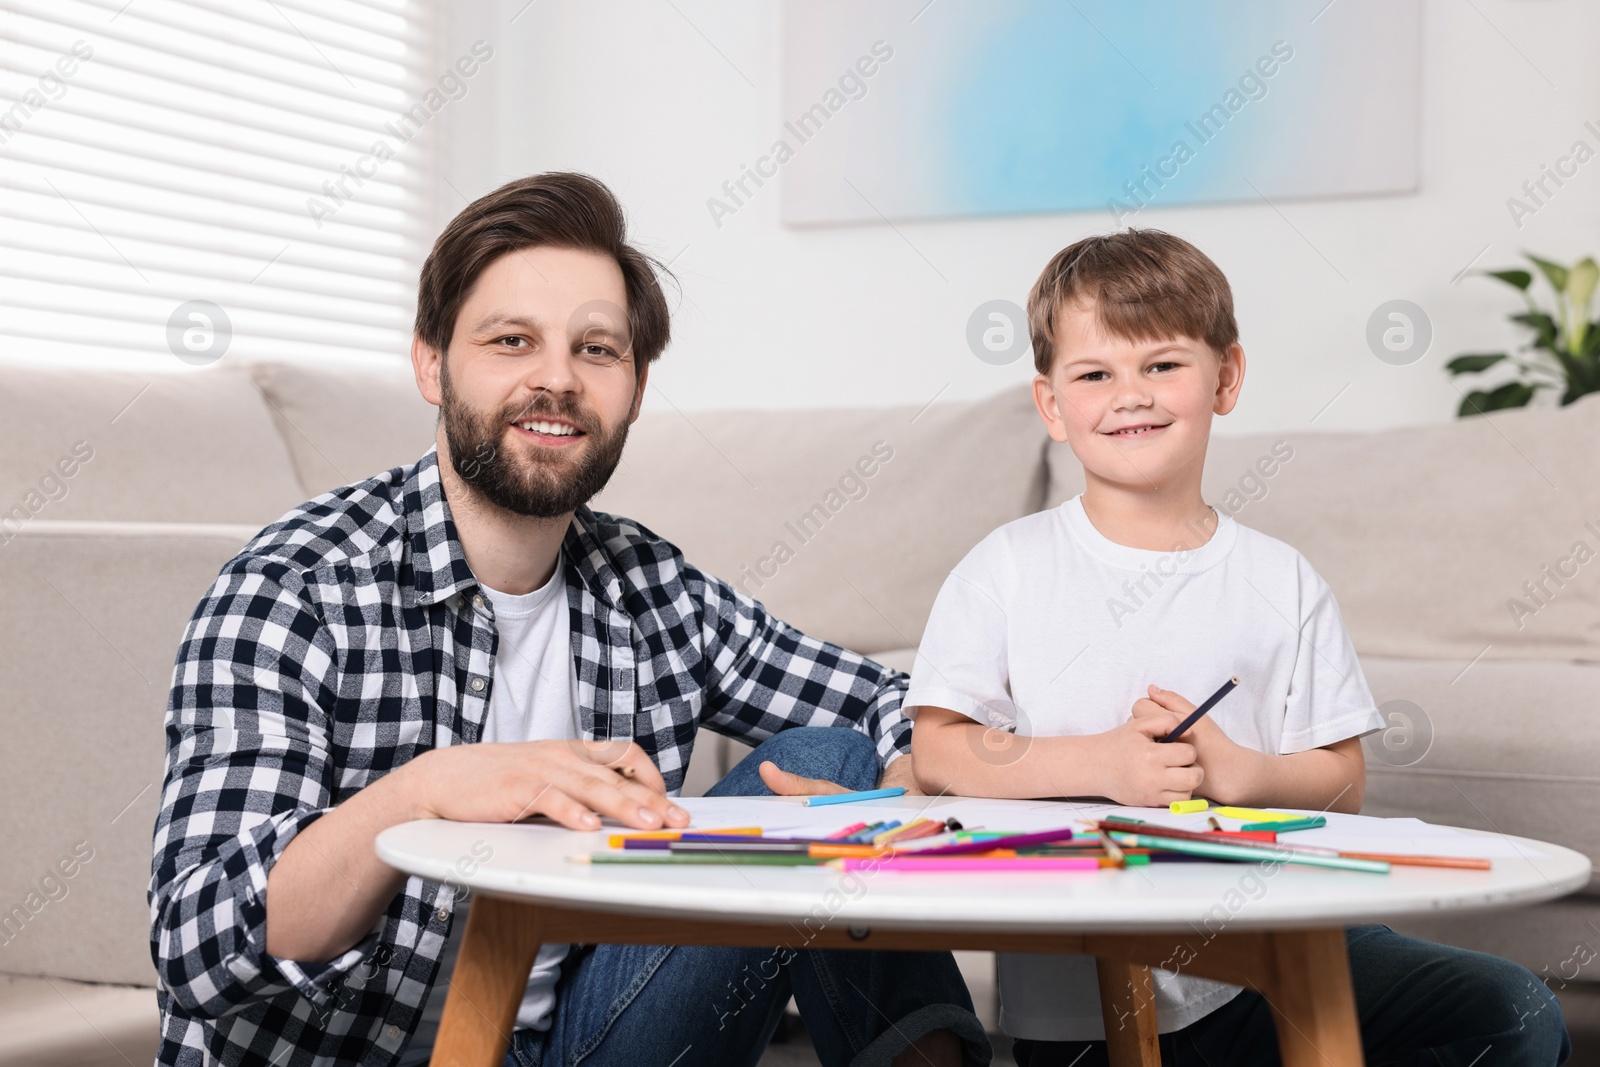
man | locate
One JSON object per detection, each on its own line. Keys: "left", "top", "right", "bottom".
{"left": 149, "top": 173, "right": 989, "bottom": 1066}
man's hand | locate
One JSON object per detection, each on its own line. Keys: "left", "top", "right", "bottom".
{"left": 1134, "top": 684, "right": 1257, "bottom": 805}
{"left": 1090, "top": 710, "right": 1204, "bottom": 807}
{"left": 408, "top": 738, "right": 689, "bottom": 831}
{"left": 758, "top": 752, "right": 925, "bottom": 797}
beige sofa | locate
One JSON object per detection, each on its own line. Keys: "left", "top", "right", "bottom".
{"left": 3, "top": 361, "right": 1597, "bottom": 1059}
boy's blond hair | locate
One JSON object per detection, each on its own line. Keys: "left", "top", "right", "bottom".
{"left": 1026, "top": 230, "right": 1238, "bottom": 376}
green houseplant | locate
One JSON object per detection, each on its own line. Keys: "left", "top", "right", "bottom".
{"left": 1445, "top": 253, "right": 1600, "bottom": 416}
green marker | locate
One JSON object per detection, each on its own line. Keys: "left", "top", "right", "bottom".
{"left": 1242, "top": 816, "right": 1327, "bottom": 833}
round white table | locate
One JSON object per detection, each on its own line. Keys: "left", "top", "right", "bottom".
{"left": 377, "top": 802, "right": 1590, "bottom": 1067}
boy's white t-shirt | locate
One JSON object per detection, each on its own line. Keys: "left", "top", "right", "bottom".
{"left": 903, "top": 495, "right": 1385, "bottom": 1042}
{"left": 401, "top": 558, "right": 581, "bottom": 1065}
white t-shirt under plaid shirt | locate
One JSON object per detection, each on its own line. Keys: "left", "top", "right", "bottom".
{"left": 903, "top": 494, "right": 1384, "bottom": 1041}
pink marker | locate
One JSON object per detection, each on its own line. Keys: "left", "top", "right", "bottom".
{"left": 838, "top": 857, "right": 1100, "bottom": 873}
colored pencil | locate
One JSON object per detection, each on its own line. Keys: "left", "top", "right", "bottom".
{"left": 1335, "top": 853, "right": 1492, "bottom": 870}
{"left": 1099, "top": 819, "right": 1336, "bottom": 856}
{"left": 1159, "top": 677, "right": 1239, "bottom": 743}
{"left": 903, "top": 827, "right": 1077, "bottom": 856}
{"left": 572, "top": 853, "right": 827, "bottom": 866}
{"left": 1108, "top": 832, "right": 1390, "bottom": 873}
{"left": 670, "top": 841, "right": 813, "bottom": 854}
{"left": 836, "top": 856, "right": 1100, "bottom": 872}
{"left": 1100, "top": 819, "right": 1488, "bottom": 870}
{"left": 802, "top": 786, "right": 908, "bottom": 807}
{"left": 606, "top": 826, "right": 761, "bottom": 847}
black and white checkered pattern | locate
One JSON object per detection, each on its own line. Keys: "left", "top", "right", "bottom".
{"left": 148, "top": 446, "right": 910, "bottom": 1065}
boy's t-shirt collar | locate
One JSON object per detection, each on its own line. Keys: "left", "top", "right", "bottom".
{"left": 1059, "top": 493, "right": 1238, "bottom": 575}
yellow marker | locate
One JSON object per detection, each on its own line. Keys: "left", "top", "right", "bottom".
{"left": 1169, "top": 799, "right": 1210, "bottom": 814}
{"left": 1211, "top": 806, "right": 1301, "bottom": 823}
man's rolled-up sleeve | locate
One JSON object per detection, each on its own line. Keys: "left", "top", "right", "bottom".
{"left": 689, "top": 564, "right": 912, "bottom": 766}
{"left": 149, "top": 559, "right": 378, "bottom": 1018}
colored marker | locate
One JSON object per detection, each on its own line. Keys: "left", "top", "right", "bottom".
{"left": 1170, "top": 799, "right": 1210, "bottom": 814}
{"left": 885, "top": 820, "right": 945, "bottom": 846}
{"left": 1211, "top": 806, "right": 1303, "bottom": 823}
{"left": 802, "top": 786, "right": 908, "bottom": 807}
{"left": 1242, "top": 816, "right": 1326, "bottom": 833}
{"left": 844, "top": 821, "right": 888, "bottom": 843}
{"left": 826, "top": 822, "right": 869, "bottom": 840}
{"left": 875, "top": 818, "right": 928, "bottom": 846}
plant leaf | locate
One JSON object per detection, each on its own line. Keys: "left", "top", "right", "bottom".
{"left": 1483, "top": 269, "right": 1532, "bottom": 291}
{"left": 1457, "top": 381, "right": 1537, "bottom": 417}
{"left": 1580, "top": 322, "right": 1600, "bottom": 359}
{"left": 1525, "top": 253, "right": 1569, "bottom": 293}
{"left": 1568, "top": 258, "right": 1599, "bottom": 310}
{"left": 1510, "top": 311, "right": 1560, "bottom": 351}
{"left": 1444, "top": 353, "right": 1508, "bottom": 373}
{"left": 1567, "top": 259, "right": 1599, "bottom": 354}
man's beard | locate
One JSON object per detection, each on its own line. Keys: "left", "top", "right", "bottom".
{"left": 438, "top": 361, "right": 631, "bottom": 519}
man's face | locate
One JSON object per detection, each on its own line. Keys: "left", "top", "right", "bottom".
{"left": 417, "top": 245, "right": 645, "bottom": 519}
{"left": 1032, "top": 299, "right": 1242, "bottom": 493}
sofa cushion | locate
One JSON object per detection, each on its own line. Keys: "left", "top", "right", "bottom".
{"left": 594, "top": 385, "right": 1047, "bottom": 655}
{"left": 246, "top": 361, "right": 439, "bottom": 498}
{"left": 1045, "top": 394, "right": 1600, "bottom": 663}
{"left": 0, "top": 365, "right": 304, "bottom": 527}
{"left": 1359, "top": 654, "right": 1600, "bottom": 890}
{"left": 0, "top": 523, "right": 258, "bottom": 985}
{"left": 0, "top": 975, "right": 158, "bottom": 1065}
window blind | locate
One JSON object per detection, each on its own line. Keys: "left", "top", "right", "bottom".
{"left": 0, "top": 0, "right": 434, "bottom": 367}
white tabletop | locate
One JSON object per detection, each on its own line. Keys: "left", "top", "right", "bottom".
{"left": 374, "top": 796, "right": 1592, "bottom": 935}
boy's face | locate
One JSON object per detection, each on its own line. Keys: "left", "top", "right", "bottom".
{"left": 1032, "top": 298, "right": 1244, "bottom": 495}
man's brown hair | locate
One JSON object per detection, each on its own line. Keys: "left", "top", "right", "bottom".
{"left": 1026, "top": 229, "right": 1237, "bottom": 376}
{"left": 414, "top": 172, "right": 671, "bottom": 377}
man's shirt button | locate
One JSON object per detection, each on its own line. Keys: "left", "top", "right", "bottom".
{"left": 472, "top": 594, "right": 485, "bottom": 609}
{"left": 385, "top": 1024, "right": 402, "bottom": 1041}
{"left": 470, "top": 677, "right": 485, "bottom": 692}
{"left": 436, "top": 906, "right": 449, "bottom": 922}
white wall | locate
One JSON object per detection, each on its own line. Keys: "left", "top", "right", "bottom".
{"left": 435, "top": 0, "right": 1600, "bottom": 434}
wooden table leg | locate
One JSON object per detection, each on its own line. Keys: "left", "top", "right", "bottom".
{"left": 1096, "top": 958, "right": 1161, "bottom": 1067}
{"left": 430, "top": 895, "right": 546, "bottom": 1067}
{"left": 1261, "top": 928, "right": 1364, "bottom": 1067}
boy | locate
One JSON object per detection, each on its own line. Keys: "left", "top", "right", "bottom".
{"left": 906, "top": 231, "right": 1570, "bottom": 1065}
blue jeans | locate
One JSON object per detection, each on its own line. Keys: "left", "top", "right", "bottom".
{"left": 1011, "top": 923, "right": 1570, "bottom": 1066}
{"left": 503, "top": 726, "right": 992, "bottom": 1067}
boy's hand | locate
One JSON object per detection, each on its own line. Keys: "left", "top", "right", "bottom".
{"left": 1093, "top": 713, "right": 1204, "bottom": 807}
{"left": 1135, "top": 684, "right": 1260, "bottom": 805}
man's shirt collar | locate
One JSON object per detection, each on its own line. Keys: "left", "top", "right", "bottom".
{"left": 402, "top": 445, "right": 625, "bottom": 611}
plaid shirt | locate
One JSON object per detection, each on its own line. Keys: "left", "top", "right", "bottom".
{"left": 149, "top": 446, "right": 910, "bottom": 1066}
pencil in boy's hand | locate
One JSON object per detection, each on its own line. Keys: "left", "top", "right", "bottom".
{"left": 1158, "top": 676, "right": 1240, "bottom": 743}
